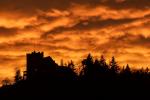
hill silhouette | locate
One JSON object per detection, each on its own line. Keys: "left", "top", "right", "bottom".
{"left": 0, "top": 51, "right": 150, "bottom": 99}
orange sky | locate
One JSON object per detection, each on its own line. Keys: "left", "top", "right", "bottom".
{"left": 0, "top": 0, "right": 149, "bottom": 83}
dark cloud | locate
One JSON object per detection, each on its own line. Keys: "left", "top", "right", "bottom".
{"left": 42, "top": 17, "right": 140, "bottom": 37}
{"left": 44, "top": 37, "right": 71, "bottom": 44}
{"left": 0, "top": 0, "right": 149, "bottom": 16}
{"left": 107, "top": 0, "right": 150, "bottom": 9}
{"left": 0, "top": 27, "right": 18, "bottom": 37}
{"left": 111, "top": 33, "right": 150, "bottom": 48}
{"left": 0, "top": 39, "right": 85, "bottom": 52}
{"left": 129, "top": 35, "right": 150, "bottom": 48}
{"left": 94, "top": 33, "right": 150, "bottom": 55}
{"left": 37, "top": 15, "right": 58, "bottom": 22}
{"left": 0, "top": 55, "right": 23, "bottom": 64}
{"left": 78, "top": 36, "right": 99, "bottom": 49}
{"left": 0, "top": 0, "right": 100, "bottom": 11}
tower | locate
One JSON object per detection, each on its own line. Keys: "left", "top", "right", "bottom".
{"left": 26, "top": 51, "right": 44, "bottom": 79}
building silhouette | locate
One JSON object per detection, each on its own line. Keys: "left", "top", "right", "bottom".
{"left": 23, "top": 51, "right": 76, "bottom": 81}
{"left": 25, "top": 51, "right": 58, "bottom": 80}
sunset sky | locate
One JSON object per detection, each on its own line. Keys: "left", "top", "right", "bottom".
{"left": 0, "top": 0, "right": 149, "bottom": 82}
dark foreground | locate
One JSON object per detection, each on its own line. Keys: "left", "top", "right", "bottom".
{"left": 0, "top": 79, "right": 150, "bottom": 99}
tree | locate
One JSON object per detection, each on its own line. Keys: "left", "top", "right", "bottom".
{"left": 14, "top": 68, "right": 22, "bottom": 83}
{"left": 81, "top": 54, "right": 94, "bottom": 78}
{"left": 93, "top": 58, "right": 100, "bottom": 75}
{"left": 94, "top": 59, "right": 100, "bottom": 67}
{"left": 109, "top": 56, "right": 119, "bottom": 74}
{"left": 82, "top": 54, "right": 94, "bottom": 69}
{"left": 122, "top": 64, "right": 132, "bottom": 78}
{"left": 125, "top": 64, "right": 131, "bottom": 72}
{"left": 145, "top": 67, "right": 149, "bottom": 73}
{"left": 100, "top": 55, "right": 106, "bottom": 66}
{"left": 68, "top": 60, "right": 75, "bottom": 70}
{"left": 2, "top": 78, "right": 11, "bottom": 86}
{"left": 99, "top": 55, "right": 109, "bottom": 72}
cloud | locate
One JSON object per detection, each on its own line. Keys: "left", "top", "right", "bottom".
{"left": 0, "top": 27, "right": 18, "bottom": 37}
{"left": 99, "top": 0, "right": 150, "bottom": 10}
{"left": 41, "top": 17, "right": 141, "bottom": 37}
{"left": 128, "top": 35, "right": 150, "bottom": 48}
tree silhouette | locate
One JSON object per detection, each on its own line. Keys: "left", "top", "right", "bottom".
{"left": 145, "top": 67, "right": 149, "bottom": 73}
{"left": 121, "top": 64, "right": 132, "bottom": 79}
{"left": 68, "top": 60, "right": 75, "bottom": 70}
{"left": 2, "top": 78, "right": 11, "bottom": 86}
{"left": 109, "top": 57, "right": 120, "bottom": 77}
{"left": 81, "top": 54, "right": 94, "bottom": 79}
{"left": 14, "top": 69, "right": 22, "bottom": 83}
{"left": 93, "top": 58, "right": 101, "bottom": 79}
{"left": 99, "top": 55, "right": 109, "bottom": 73}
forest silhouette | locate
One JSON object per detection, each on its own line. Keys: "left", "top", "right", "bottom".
{"left": 0, "top": 51, "right": 150, "bottom": 99}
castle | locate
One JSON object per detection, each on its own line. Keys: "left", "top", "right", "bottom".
{"left": 23, "top": 51, "right": 76, "bottom": 80}
{"left": 23, "top": 51, "right": 58, "bottom": 80}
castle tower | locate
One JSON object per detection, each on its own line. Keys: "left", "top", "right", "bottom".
{"left": 26, "top": 51, "right": 44, "bottom": 79}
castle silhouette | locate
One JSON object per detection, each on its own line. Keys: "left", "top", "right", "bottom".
{"left": 23, "top": 51, "right": 76, "bottom": 81}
